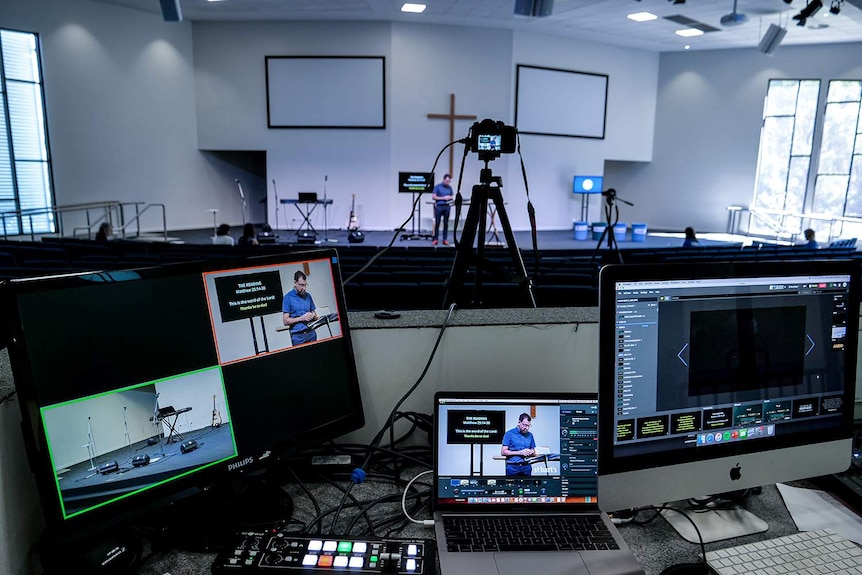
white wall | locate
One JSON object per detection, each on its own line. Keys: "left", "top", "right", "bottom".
{"left": 606, "top": 42, "right": 862, "bottom": 234}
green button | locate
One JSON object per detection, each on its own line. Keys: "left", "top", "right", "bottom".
{"left": 371, "top": 555, "right": 379, "bottom": 562}
{"left": 337, "top": 541, "right": 353, "bottom": 553}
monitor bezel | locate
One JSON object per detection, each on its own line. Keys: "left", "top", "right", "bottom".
{"left": 596, "top": 259, "right": 860, "bottom": 511}
{"left": 2, "top": 248, "right": 365, "bottom": 538}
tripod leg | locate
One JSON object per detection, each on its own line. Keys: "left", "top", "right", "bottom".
{"left": 489, "top": 188, "right": 536, "bottom": 308}
{"left": 444, "top": 193, "right": 484, "bottom": 307}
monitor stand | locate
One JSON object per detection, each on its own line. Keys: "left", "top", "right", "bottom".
{"left": 661, "top": 499, "right": 768, "bottom": 544}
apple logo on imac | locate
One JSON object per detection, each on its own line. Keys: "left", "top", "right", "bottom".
{"left": 730, "top": 463, "right": 742, "bottom": 481}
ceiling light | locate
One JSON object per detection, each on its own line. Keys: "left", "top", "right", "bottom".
{"left": 675, "top": 28, "right": 704, "bottom": 37}
{"left": 401, "top": 3, "right": 427, "bottom": 13}
{"left": 627, "top": 12, "right": 658, "bottom": 22}
{"left": 669, "top": 0, "right": 686, "bottom": 4}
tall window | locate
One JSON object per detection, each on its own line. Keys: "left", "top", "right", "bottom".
{"left": 0, "top": 29, "right": 54, "bottom": 236}
{"left": 752, "top": 78, "right": 862, "bottom": 240}
{"left": 751, "top": 79, "right": 820, "bottom": 237}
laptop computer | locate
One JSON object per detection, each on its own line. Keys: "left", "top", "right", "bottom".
{"left": 433, "top": 391, "right": 643, "bottom": 575}
{"left": 298, "top": 192, "right": 318, "bottom": 203}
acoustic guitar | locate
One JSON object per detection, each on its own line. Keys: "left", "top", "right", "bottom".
{"left": 212, "top": 394, "right": 222, "bottom": 428}
{"left": 347, "top": 194, "right": 360, "bottom": 231}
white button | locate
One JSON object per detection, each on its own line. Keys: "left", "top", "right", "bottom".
{"left": 406, "top": 558, "right": 417, "bottom": 571}
{"left": 353, "top": 542, "right": 368, "bottom": 553}
{"left": 302, "top": 554, "right": 318, "bottom": 566}
{"left": 323, "top": 540, "right": 338, "bottom": 552}
{"left": 308, "top": 540, "right": 323, "bottom": 551}
{"left": 407, "top": 544, "right": 418, "bottom": 556}
{"left": 334, "top": 556, "right": 349, "bottom": 567}
{"left": 349, "top": 556, "right": 364, "bottom": 568}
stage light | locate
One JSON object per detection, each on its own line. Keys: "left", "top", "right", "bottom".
{"left": 829, "top": 0, "right": 842, "bottom": 14}
{"left": 792, "top": 0, "right": 823, "bottom": 26}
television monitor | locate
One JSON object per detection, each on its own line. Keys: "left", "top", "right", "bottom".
{"left": 1, "top": 248, "right": 364, "bottom": 566}
{"left": 398, "top": 171, "right": 434, "bottom": 194}
{"left": 597, "top": 260, "right": 860, "bottom": 543}
{"left": 573, "top": 175, "right": 603, "bottom": 194}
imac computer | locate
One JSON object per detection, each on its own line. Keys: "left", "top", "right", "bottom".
{"left": 597, "top": 260, "right": 860, "bottom": 543}
{"left": 1, "top": 248, "right": 364, "bottom": 570}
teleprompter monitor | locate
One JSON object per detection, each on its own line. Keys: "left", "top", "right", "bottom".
{"left": 1, "top": 248, "right": 364, "bottom": 565}
{"left": 597, "top": 260, "right": 860, "bottom": 543}
{"left": 398, "top": 171, "right": 434, "bottom": 194}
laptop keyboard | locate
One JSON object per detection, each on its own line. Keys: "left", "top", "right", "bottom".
{"left": 442, "top": 515, "right": 620, "bottom": 552}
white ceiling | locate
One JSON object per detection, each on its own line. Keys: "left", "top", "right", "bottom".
{"left": 93, "top": 0, "right": 862, "bottom": 52}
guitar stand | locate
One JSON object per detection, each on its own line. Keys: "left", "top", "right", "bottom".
{"left": 444, "top": 164, "right": 535, "bottom": 308}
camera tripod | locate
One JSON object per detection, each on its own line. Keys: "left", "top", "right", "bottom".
{"left": 590, "top": 188, "right": 633, "bottom": 265}
{"left": 444, "top": 164, "right": 535, "bottom": 308}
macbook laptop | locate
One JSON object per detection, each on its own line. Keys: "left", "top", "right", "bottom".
{"left": 433, "top": 391, "right": 643, "bottom": 575}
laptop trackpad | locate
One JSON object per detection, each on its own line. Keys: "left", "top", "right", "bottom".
{"left": 494, "top": 552, "right": 590, "bottom": 575}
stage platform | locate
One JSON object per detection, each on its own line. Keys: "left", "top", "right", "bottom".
{"left": 166, "top": 227, "right": 755, "bottom": 252}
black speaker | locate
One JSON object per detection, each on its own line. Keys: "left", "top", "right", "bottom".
{"left": 146, "top": 436, "right": 159, "bottom": 446}
{"left": 99, "top": 461, "right": 119, "bottom": 475}
{"left": 131, "top": 454, "right": 150, "bottom": 467}
{"left": 297, "top": 231, "right": 316, "bottom": 244}
{"left": 180, "top": 439, "right": 199, "bottom": 454}
{"left": 159, "top": 0, "right": 183, "bottom": 22}
{"left": 347, "top": 231, "right": 365, "bottom": 244}
{"left": 514, "top": 0, "right": 554, "bottom": 17}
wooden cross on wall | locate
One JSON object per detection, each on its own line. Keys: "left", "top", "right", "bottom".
{"left": 427, "top": 94, "right": 477, "bottom": 179}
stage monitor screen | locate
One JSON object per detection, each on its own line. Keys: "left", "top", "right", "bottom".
{"left": 597, "top": 260, "right": 859, "bottom": 539}
{"left": 573, "top": 176, "right": 603, "bottom": 194}
{"left": 1, "top": 248, "right": 364, "bottom": 543}
{"left": 398, "top": 172, "right": 434, "bottom": 194}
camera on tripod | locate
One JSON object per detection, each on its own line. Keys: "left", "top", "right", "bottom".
{"left": 468, "top": 119, "right": 517, "bottom": 160}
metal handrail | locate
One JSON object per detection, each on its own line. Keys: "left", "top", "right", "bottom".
{"left": 1, "top": 201, "right": 167, "bottom": 241}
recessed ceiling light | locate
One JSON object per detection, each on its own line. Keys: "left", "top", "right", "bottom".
{"left": 675, "top": 28, "right": 704, "bottom": 37}
{"left": 401, "top": 3, "right": 427, "bottom": 13}
{"left": 627, "top": 12, "right": 658, "bottom": 22}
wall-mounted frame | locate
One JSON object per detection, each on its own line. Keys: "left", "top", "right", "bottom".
{"left": 266, "top": 56, "right": 386, "bottom": 129}
{"left": 515, "top": 64, "right": 608, "bottom": 139}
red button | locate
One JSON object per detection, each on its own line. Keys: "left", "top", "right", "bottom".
{"left": 318, "top": 556, "right": 333, "bottom": 567}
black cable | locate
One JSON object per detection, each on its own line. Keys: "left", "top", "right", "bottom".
{"left": 284, "top": 464, "right": 322, "bottom": 533}
{"left": 342, "top": 141, "right": 461, "bottom": 287}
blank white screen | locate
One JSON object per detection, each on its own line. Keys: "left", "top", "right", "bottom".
{"left": 266, "top": 57, "right": 385, "bottom": 128}
{"left": 515, "top": 65, "right": 607, "bottom": 139}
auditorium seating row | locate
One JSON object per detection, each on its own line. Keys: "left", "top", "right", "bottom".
{"left": 0, "top": 238, "right": 858, "bottom": 310}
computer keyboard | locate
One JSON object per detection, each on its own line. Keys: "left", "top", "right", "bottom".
{"left": 705, "top": 528, "right": 862, "bottom": 575}
{"left": 442, "top": 515, "right": 620, "bottom": 552}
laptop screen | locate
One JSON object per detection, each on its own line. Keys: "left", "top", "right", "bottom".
{"left": 434, "top": 393, "right": 599, "bottom": 508}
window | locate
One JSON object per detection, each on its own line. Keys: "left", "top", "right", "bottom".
{"left": 0, "top": 29, "right": 54, "bottom": 236}
{"left": 752, "top": 79, "right": 862, "bottom": 241}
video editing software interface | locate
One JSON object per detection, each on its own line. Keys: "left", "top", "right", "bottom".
{"left": 612, "top": 271, "right": 852, "bottom": 459}
{"left": 6, "top": 252, "right": 360, "bottom": 527}
{"left": 436, "top": 397, "right": 599, "bottom": 505}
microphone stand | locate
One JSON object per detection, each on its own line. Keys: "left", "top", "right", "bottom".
{"left": 273, "top": 179, "right": 279, "bottom": 233}
{"left": 323, "top": 174, "right": 338, "bottom": 243}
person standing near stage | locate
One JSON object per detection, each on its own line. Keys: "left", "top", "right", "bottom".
{"left": 431, "top": 174, "right": 453, "bottom": 246}
{"left": 501, "top": 413, "right": 536, "bottom": 476}
{"left": 282, "top": 270, "right": 318, "bottom": 346}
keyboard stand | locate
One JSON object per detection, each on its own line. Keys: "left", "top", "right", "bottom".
{"left": 660, "top": 499, "right": 768, "bottom": 544}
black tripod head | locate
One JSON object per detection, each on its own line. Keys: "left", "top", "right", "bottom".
{"left": 479, "top": 166, "right": 503, "bottom": 187}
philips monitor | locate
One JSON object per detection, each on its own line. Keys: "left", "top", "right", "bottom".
{"left": 398, "top": 171, "right": 434, "bottom": 194}
{"left": 573, "top": 176, "right": 603, "bottom": 194}
{"left": 1, "top": 248, "right": 364, "bottom": 566}
{"left": 597, "top": 260, "right": 859, "bottom": 542}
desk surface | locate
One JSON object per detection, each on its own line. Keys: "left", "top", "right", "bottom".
{"left": 135, "top": 476, "right": 815, "bottom": 575}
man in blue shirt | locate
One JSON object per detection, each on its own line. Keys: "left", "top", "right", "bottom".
{"left": 501, "top": 413, "right": 536, "bottom": 476}
{"left": 431, "top": 174, "right": 453, "bottom": 246}
{"left": 282, "top": 270, "right": 318, "bottom": 346}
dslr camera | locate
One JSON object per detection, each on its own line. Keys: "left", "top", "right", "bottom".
{"left": 468, "top": 119, "right": 517, "bottom": 160}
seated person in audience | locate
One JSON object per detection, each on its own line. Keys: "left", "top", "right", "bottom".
{"left": 801, "top": 228, "right": 819, "bottom": 249}
{"left": 95, "top": 222, "right": 113, "bottom": 241}
{"left": 682, "top": 226, "right": 699, "bottom": 248}
{"left": 238, "top": 223, "right": 259, "bottom": 246}
{"left": 212, "top": 223, "right": 234, "bottom": 246}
